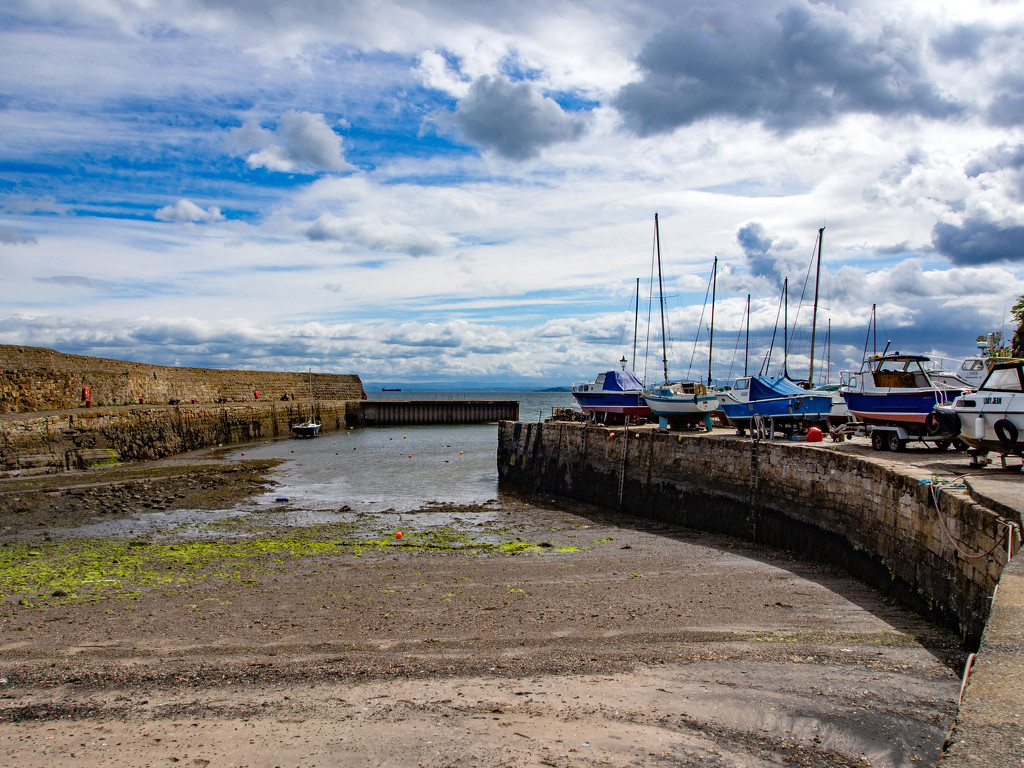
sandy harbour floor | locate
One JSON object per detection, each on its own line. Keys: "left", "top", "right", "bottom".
{"left": 0, "top": 450, "right": 965, "bottom": 768}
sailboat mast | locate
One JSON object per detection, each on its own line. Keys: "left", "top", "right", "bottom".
{"left": 655, "top": 213, "right": 669, "bottom": 384}
{"left": 632, "top": 277, "right": 639, "bottom": 370}
{"left": 744, "top": 294, "right": 750, "bottom": 377}
{"left": 783, "top": 277, "right": 789, "bottom": 378}
{"left": 872, "top": 303, "right": 877, "bottom": 357}
{"left": 707, "top": 256, "right": 717, "bottom": 386}
{"left": 808, "top": 226, "right": 824, "bottom": 385}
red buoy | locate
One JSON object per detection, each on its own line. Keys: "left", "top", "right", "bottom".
{"left": 806, "top": 426, "right": 824, "bottom": 442}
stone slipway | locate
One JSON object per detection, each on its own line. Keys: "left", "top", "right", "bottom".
{"left": 498, "top": 421, "right": 1024, "bottom": 766}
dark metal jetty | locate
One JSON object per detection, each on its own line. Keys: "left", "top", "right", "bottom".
{"left": 359, "top": 399, "right": 518, "bottom": 426}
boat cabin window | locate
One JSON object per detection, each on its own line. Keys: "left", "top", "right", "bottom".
{"left": 733, "top": 378, "right": 750, "bottom": 391}
{"left": 872, "top": 359, "right": 926, "bottom": 388}
{"left": 982, "top": 366, "right": 1023, "bottom": 392}
{"left": 961, "top": 359, "right": 985, "bottom": 372}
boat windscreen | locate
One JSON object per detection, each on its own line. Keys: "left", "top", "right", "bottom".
{"left": 982, "top": 366, "right": 1024, "bottom": 392}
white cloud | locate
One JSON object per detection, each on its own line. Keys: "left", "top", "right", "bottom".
{"left": 442, "top": 75, "right": 591, "bottom": 160}
{"left": 155, "top": 199, "right": 225, "bottom": 223}
{"left": 229, "top": 110, "right": 351, "bottom": 173}
{"left": 4, "top": 0, "right": 1024, "bottom": 385}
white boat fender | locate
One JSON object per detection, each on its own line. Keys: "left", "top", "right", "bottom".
{"left": 975, "top": 416, "right": 986, "bottom": 440}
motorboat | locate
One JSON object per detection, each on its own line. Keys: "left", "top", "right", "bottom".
{"left": 571, "top": 367, "right": 651, "bottom": 423}
{"left": 839, "top": 353, "right": 969, "bottom": 429}
{"left": 718, "top": 374, "right": 833, "bottom": 431}
{"left": 934, "top": 360, "right": 1024, "bottom": 456}
{"left": 953, "top": 332, "right": 1023, "bottom": 389}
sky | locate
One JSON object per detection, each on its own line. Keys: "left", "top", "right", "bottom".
{"left": 3, "top": 0, "right": 1024, "bottom": 388}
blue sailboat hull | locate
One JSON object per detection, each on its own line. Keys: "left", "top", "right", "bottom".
{"left": 720, "top": 394, "right": 833, "bottom": 424}
{"left": 720, "top": 375, "right": 833, "bottom": 426}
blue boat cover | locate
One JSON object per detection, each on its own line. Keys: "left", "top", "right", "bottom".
{"left": 749, "top": 375, "right": 806, "bottom": 401}
{"left": 602, "top": 370, "right": 645, "bottom": 392}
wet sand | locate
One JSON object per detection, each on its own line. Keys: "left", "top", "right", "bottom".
{"left": 0, "top": 450, "right": 964, "bottom": 767}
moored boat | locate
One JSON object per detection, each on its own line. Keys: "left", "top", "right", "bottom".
{"left": 954, "top": 332, "right": 1023, "bottom": 389}
{"left": 571, "top": 367, "right": 651, "bottom": 423}
{"left": 839, "top": 353, "right": 969, "bottom": 428}
{"left": 718, "top": 261, "right": 832, "bottom": 432}
{"left": 645, "top": 381, "right": 719, "bottom": 428}
{"left": 718, "top": 374, "right": 833, "bottom": 431}
{"left": 291, "top": 421, "right": 321, "bottom": 438}
{"left": 292, "top": 368, "right": 322, "bottom": 438}
{"left": 642, "top": 216, "right": 719, "bottom": 430}
{"left": 934, "top": 359, "right": 1024, "bottom": 456}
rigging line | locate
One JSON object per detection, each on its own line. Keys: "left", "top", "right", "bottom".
{"left": 708, "top": 256, "right": 717, "bottom": 387}
{"left": 727, "top": 315, "right": 742, "bottom": 380}
{"left": 686, "top": 262, "right": 716, "bottom": 380}
{"left": 642, "top": 224, "right": 658, "bottom": 384}
{"left": 761, "top": 282, "right": 786, "bottom": 376}
{"left": 860, "top": 304, "right": 876, "bottom": 363}
{"left": 819, "top": 229, "right": 861, "bottom": 337}
{"left": 650, "top": 223, "right": 690, "bottom": 377}
{"left": 787, "top": 234, "right": 820, "bottom": 361}
{"left": 616, "top": 279, "right": 639, "bottom": 353}
{"left": 655, "top": 213, "right": 669, "bottom": 384}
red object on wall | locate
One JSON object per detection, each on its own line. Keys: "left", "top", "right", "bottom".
{"left": 82, "top": 387, "right": 90, "bottom": 401}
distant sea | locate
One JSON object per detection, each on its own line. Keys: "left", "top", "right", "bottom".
{"left": 205, "top": 389, "right": 582, "bottom": 521}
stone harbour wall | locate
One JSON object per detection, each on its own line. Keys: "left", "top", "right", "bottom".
{"left": 0, "top": 345, "right": 365, "bottom": 413}
{"left": 498, "top": 421, "right": 1017, "bottom": 646}
{"left": 1, "top": 401, "right": 364, "bottom": 474}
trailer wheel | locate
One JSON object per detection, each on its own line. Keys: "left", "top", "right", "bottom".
{"left": 871, "top": 431, "right": 885, "bottom": 450}
{"left": 934, "top": 439, "right": 952, "bottom": 451}
{"left": 886, "top": 432, "right": 905, "bottom": 451}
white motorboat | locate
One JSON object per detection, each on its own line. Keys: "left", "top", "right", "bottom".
{"left": 953, "top": 332, "right": 1023, "bottom": 389}
{"left": 934, "top": 360, "right": 1024, "bottom": 456}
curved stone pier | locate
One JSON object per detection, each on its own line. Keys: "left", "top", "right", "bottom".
{"left": 497, "top": 420, "right": 1024, "bottom": 765}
